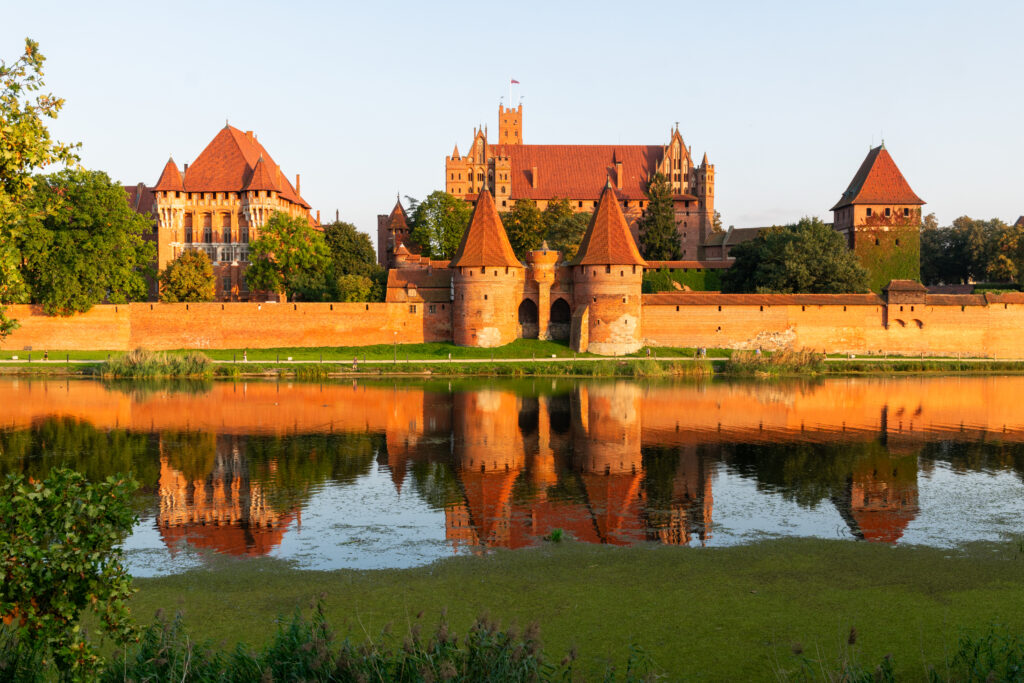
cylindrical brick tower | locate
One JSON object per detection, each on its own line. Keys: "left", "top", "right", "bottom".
{"left": 570, "top": 182, "right": 648, "bottom": 355}
{"left": 450, "top": 190, "right": 524, "bottom": 347}
{"left": 525, "top": 245, "right": 560, "bottom": 340}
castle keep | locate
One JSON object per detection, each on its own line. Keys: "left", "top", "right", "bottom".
{"left": 134, "top": 125, "right": 315, "bottom": 301}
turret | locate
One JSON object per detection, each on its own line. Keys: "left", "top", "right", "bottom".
{"left": 570, "top": 183, "right": 648, "bottom": 355}
{"left": 525, "top": 242, "right": 561, "bottom": 339}
{"left": 449, "top": 190, "right": 525, "bottom": 347}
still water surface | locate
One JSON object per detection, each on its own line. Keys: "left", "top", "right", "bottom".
{"left": 1, "top": 376, "right": 1023, "bottom": 576}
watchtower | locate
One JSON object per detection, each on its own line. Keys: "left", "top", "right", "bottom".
{"left": 570, "top": 183, "right": 648, "bottom": 355}
{"left": 450, "top": 190, "right": 525, "bottom": 347}
{"left": 498, "top": 103, "right": 522, "bottom": 145}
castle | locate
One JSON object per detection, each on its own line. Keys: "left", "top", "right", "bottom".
{"left": 378, "top": 103, "right": 715, "bottom": 263}
{"left": 131, "top": 125, "right": 316, "bottom": 301}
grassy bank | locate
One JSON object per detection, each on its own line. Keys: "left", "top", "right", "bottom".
{"left": 126, "top": 539, "right": 1024, "bottom": 680}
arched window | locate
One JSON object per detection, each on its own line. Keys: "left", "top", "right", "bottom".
{"left": 222, "top": 227, "right": 232, "bottom": 243}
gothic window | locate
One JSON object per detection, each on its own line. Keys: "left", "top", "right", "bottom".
{"left": 241, "top": 227, "right": 249, "bottom": 243}
{"left": 220, "top": 212, "right": 231, "bottom": 227}
{"left": 222, "top": 227, "right": 231, "bottom": 243}
{"left": 184, "top": 228, "right": 193, "bottom": 243}
{"left": 202, "top": 212, "right": 212, "bottom": 228}
{"left": 203, "top": 227, "right": 212, "bottom": 243}
{"left": 183, "top": 213, "right": 193, "bottom": 228}
{"left": 222, "top": 276, "right": 231, "bottom": 293}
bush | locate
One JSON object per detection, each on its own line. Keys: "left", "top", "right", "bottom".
{"left": 98, "top": 348, "right": 212, "bottom": 378}
{"left": 725, "top": 348, "right": 826, "bottom": 375}
{"left": 0, "top": 469, "right": 137, "bottom": 680}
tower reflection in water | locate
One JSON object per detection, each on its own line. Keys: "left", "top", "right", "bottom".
{"left": 14, "top": 376, "right": 1016, "bottom": 561}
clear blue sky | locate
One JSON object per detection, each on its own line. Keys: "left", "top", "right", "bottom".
{"left": 4, "top": 0, "right": 1022, "bottom": 242}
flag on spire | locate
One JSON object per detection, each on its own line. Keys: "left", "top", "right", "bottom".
{"left": 510, "top": 78, "right": 520, "bottom": 84}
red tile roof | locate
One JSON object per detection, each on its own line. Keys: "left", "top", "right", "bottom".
{"left": 122, "top": 183, "right": 155, "bottom": 215}
{"left": 573, "top": 184, "right": 647, "bottom": 266}
{"left": 177, "top": 125, "right": 310, "bottom": 208}
{"left": 153, "top": 158, "right": 184, "bottom": 192}
{"left": 1016, "top": 216, "right": 1024, "bottom": 227}
{"left": 883, "top": 279, "right": 928, "bottom": 293}
{"left": 243, "top": 155, "right": 278, "bottom": 192}
{"left": 645, "top": 260, "right": 732, "bottom": 270}
{"left": 644, "top": 292, "right": 884, "bottom": 306}
{"left": 387, "top": 199, "right": 409, "bottom": 229}
{"left": 490, "top": 144, "right": 693, "bottom": 201}
{"left": 831, "top": 145, "right": 924, "bottom": 210}
{"left": 925, "top": 294, "right": 987, "bottom": 307}
{"left": 449, "top": 190, "right": 522, "bottom": 268}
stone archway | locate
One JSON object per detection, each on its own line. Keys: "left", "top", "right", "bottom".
{"left": 518, "top": 299, "right": 539, "bottom": 339}
{"left": 549, "top": 298, "right": 571, "bottom": 341}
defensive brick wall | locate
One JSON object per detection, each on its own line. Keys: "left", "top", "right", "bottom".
{"left": 641, "top": 292, "right": 1024, "bottom": 358}
{"left": 1, "top": 302, "right": 452, "bottom": 351}
{"left": 7, "top": 293, "right": 1024, "bottom": 357}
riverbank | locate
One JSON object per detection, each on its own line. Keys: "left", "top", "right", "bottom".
{"left": 3, "top": 340, "right": 1024, "bottom": 379}
{"left": 126, "top": 538, "right": 1024, "bottom": 680}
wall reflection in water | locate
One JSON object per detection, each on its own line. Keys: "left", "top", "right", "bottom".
{"left": 2, "top": 377, "right": 1024, "bottom": 565}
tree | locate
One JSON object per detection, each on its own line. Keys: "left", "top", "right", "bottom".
{"left": 408, "top": 191, "right": 471, "bottom": 260}
{"left": 0, "top": 469, "right": 137, "bottom": 678}
{"left": 323, "top": 220, "right": 378, "bottom": 278}
{"left": 712, "top": 210, "right": 723, "bottom": 233}
{"left": 322, "top": 219, "right": 386, "bottom": 302}
{"left": 159, "top": 249, "right": 215, "bottom": 302}
{"left": 722, "top": 217, "right": 869, "bottom": 293}
{"left": 0, "top": 39, "right": 78, "bottom": 338}
{"left": 542, "top": 198, "right": 589, "bottom": 262}
{"left": 245, "top": 211, "right": 330, "bottom": 301}
{"left": 16, "top": 169, "right": 155, "bottom": 315}
{"left": 501, "top": 199, "right": 544, "bottom": 258}
{"left": 636, "top": 173, "right": 681, "bottom": 261}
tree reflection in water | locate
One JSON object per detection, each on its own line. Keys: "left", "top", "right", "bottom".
{"left": 1, "top": 377, "right": 1023, "bottom": 563}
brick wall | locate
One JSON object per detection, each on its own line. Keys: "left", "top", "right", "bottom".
{"left": 1, "top": 302, "right": 452, "bottom": 351}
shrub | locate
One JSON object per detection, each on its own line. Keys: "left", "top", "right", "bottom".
{"left": 0, "top": 469, "right": 137, "bottom": 680}
{"left": 99, "top": 348, "right": 212, "bottom": 378}
{"left": 725, "top": 348, "right": 826, "bottom": 375}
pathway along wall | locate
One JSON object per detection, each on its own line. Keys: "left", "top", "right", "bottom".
{"left": 0, "top": 302, "right": 452, "bottom": 351}
{"left": 6, "top": 292, "right": 1024, "bottom": 357}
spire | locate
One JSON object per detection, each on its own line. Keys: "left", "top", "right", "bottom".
{"left": 573, "top": 184, "right": 647, "bottom": 267}
{"left": 702, "top": 152, "right": 708, "bottom": 166}
{"left": 153, "top": 157, "right": 184, "bottom": 192}
{"left": 451, "top": 143, "right": 460, "bottom": 159}
{"left": 449, "top": 190, "right": 521, "bottom": 268}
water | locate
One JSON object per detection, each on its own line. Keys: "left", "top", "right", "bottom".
{"left": 1, "top": 376, "right": 1023, "bottom": 577}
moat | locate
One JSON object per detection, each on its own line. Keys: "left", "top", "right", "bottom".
{"left": 1, "top": 376, "right": 1022, "bottom": 577}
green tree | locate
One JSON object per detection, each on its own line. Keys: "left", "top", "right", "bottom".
{"left": 542, "top": 198, "right": 589, "bottom": 262}
{"left": 159, "top": 249, "right": 215, "bottom": 302}
{"left": 16, "top": 169, "right": 154, "bottom": 315}
{"left": 245, "top": 211, "right": 330, "bottom": 301}
{"left": 0, "top": 39, "right": 79, "bottom": 338}
{"left": 322, "top": 219, "right": 386, "bottom": 301}
{"left": 722, "top": 217, "right": 869, "bottom": 293}
{"left": 408, "top": 191, "right": 471, "bottom": 260}
{"left": 712, "top": 210, "right": 723, "bottom": 233}
{"left": 501, "top": 199, "right": 544, "bottom": 258}
{"left": 0, "top": 469, "right": 137, "bottom": 678}
{"left": 637, "top": 173, "right": 681, "bottom": 261}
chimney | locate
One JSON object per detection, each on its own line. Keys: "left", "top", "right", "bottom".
{"left": 245, "top": 130, "right": 253, "bottom": 139}
{"left": 615, "top": 161, "right": 623, "bottom": 190}
{"left": 295, "top": 174, "right": 301, "bottom": 195}
{"left": 531, "top": 166, "right": 538, "bottom": 189}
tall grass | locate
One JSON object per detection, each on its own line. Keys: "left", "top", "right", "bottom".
{"left": 725, "top": 348, "right": 826, "bottom": 376}
{"left": 88, "top": 602, "right": 655, "bottom": 682}
{"left": 98, "top": 348, "right": 212, "bottom": 379}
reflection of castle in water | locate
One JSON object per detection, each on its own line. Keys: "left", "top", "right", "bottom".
{"left": 157, "top": 434, "right": 297, "bottom": 556}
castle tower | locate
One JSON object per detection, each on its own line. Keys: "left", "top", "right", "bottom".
{"left": 449, "top": 189, "right": 525, "bottom": 347}
{"left": 570, "top": 183, "right": 648, "bottom": 355}
{"left": 831, "top": 144, "right": 925, "bottom": 291}
{"left": 525, "top": 244, "right": 560, "bottom": 339}
{"left": 695, "top": 152, "right": 715, "bottom": 239}
{"left": 498, "top": 103, "right": 523, "bottom": 145}
{"left": 376, "top": 197, "right": 413, "bottom": 269}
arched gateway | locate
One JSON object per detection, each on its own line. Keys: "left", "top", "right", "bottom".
{"left": 518, "top": 299, "right": 539, "bottom": 339}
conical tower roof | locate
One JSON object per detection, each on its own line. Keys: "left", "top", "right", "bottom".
{"left": 388, "top": 198, "right": 408, "bottom": 228}
{"left": 573, "top": 183, "right": 647, "bottom": 266}
{"left": 831, "top": 145, "right": 924, "bottom": 211}
{"left": 244, "top": 154, "right": 281, "bottom": 192}
{"left": 449, "top": 191, "right": 522, "bottom": 268}
{"left": 153, "top": 157, "right": 184, "bottom": 192}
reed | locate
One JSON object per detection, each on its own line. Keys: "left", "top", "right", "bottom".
{"left": 97, "top": 348, "right": 212, "bottom": 379}
{"left": 725, "top": 348, "right": 826, "bottom": 375}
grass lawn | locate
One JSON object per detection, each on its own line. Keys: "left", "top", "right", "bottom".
{"left": 128, "top": 539, "right": 1024, "bottom": 680}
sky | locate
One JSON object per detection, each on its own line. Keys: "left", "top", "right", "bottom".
{"left": 4, "top": 0, "right": 1023, "bottom": 243}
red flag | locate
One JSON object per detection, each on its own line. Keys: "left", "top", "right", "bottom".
{"left": 510, "top": 79, "right": 520, "bottom": 84}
